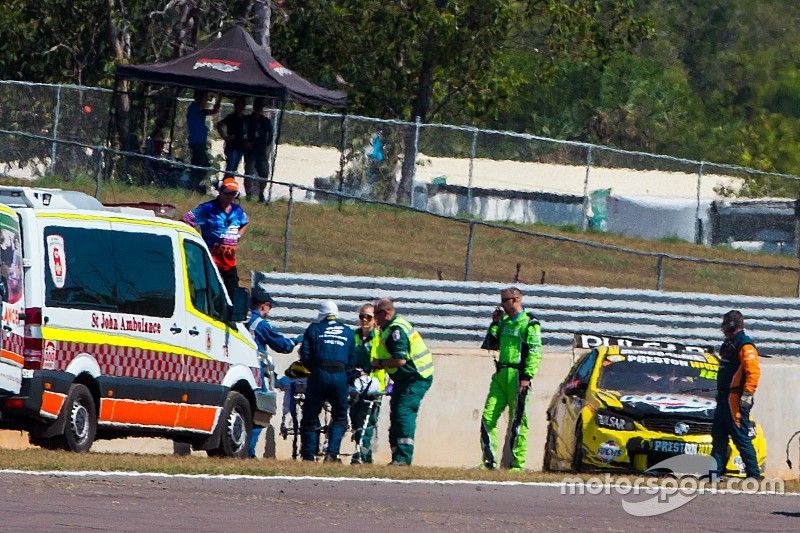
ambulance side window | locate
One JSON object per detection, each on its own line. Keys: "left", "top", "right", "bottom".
{"left": 184, "top": 241, "right": 226, "bottom": 321}
{"left": 44, "top": 227, "right": 175, "bottom": 317}
{"left": 44, "top": 227, "right": 116, "bottom": 310}
{"left": 115, "top": 233, "right": 175, "bottom": 317}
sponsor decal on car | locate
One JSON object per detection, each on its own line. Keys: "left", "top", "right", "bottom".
{"left": 620, "top": 394, "right": 715, "bottom": 413}
{"left": 597, "top": 440, "right": 624, "bottom": 463}
{"left": 651, "top": 440, "right": 712, "bottom": 455}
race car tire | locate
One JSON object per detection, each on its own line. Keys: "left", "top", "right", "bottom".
{"left": 213, "top": 391, "right": 252, "bottom": 459}
{"left": 571, "top": 423, "right": 585, "bottom": 472}
{"left": 59, "top": 383, "right": 97, "bottom": 453}
{"left": 542, "top": 425, "right": 557, "bottom": 472}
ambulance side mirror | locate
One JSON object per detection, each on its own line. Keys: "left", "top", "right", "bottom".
{"left": 227, "top": 287, "right": 249, "bottom": 323}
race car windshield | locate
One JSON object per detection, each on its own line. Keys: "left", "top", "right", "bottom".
{"left": 596, "top": 351, "right": 717, "bottom": 398}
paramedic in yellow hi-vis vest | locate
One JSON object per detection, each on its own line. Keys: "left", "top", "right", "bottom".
{"left": 350, "top": 302, "right": 388, "bottom": 464}
{"left": 373, "top": 298, "right": 434, "bottom": 466}
{"left": 480, "top": 287, "right": 543, "bottom": 471}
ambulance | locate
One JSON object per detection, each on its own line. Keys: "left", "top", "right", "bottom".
{"left": 0, "top": 186, "right": 276, "bottom": 457}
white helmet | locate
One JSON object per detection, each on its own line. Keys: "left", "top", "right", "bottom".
{"left": 318, "top": 299, "right": 338, "bottom": 320}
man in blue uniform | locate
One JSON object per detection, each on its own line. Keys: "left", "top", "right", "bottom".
{"left": 246, "top": 287, "right": 299, "bottom": 458}
{"left": 299, "top": 300, "right": 356, "bottom": 462}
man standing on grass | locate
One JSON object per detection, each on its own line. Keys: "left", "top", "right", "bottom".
{"left": 372, "top": 298, "right": 434, "bottom": 466}
{"left": 479, "top": 287, "right": 542, "bottom": 472}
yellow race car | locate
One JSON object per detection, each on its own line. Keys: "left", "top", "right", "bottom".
{"left": 543, "top": 333, "right": 767, "bottom": 475}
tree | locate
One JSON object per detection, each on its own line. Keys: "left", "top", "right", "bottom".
{"left": 273, "top": 1, "right": 652, "bottom": 203}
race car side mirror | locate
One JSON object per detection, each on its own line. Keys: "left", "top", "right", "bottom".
{"left": 564, "top": 379, "right": 586, "bottom": 396}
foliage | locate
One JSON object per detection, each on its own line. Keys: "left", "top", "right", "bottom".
{"left": 3, "top": 1, "right": 800, "bottom": 197}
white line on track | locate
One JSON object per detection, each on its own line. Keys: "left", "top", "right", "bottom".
{"left": 0, "top": 468, "right": 798, "bottom": 497}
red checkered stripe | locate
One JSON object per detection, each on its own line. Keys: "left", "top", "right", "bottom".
{"left": 52, "top": 341, "right": 234, "bottom": 384}
{"left": 183, "top": 355, "right": 229, "bottom": 383}
{"left": 4, "top": 332, "right": 23, "bottom": 355}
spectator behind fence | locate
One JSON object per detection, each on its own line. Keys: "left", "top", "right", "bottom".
{"left": 186, "top": 90, "right": 221, "bottom": 192}
{"left": 216, "top": 96, "right": 248, "bottom": 181}
{"left": 244, "top": 97, "right": 273, "bottom": 202}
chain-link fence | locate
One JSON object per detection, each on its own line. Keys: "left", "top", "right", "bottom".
{"left": 2, "top": 80, "right": 800, "bottom": 296}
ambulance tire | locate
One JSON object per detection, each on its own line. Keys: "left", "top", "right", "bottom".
{"left": 214, "top": 391, "right": 252, "bottom": 459}
{"left": 59, "top": 383, "right": 97, "bottom": 453}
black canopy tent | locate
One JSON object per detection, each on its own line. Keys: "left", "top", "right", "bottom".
{"left": 110, "top": 25, "right": 347, "bottom": 196}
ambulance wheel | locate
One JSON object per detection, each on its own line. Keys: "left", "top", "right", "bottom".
{"left": 215, "top": 391, "right": 252, "bottom": 458}
{"left": 60, "top": 384, "right": 97, "bottom": 453}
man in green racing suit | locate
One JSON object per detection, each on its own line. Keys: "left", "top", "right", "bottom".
{"left": 480, "top": 286, "right": 543, "bottom": 471}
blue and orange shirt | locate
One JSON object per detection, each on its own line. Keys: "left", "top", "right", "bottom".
{"left": 717, "top": 330, "right": 761, "bottom": 397}
{"left": 182, "top": 199, "right": 248, "bottom": 269}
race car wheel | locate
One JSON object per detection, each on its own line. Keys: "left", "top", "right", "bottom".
{"left": 60, "top": 383, "right": 97, "bottom": 453}
{"left": 571, "top": 423, "right": 585, "bottom": 472}
{"left": 214, "top": 391, "right": 252, "bottom": 459}
{"left": 542, "top": 425, "right": 557, "bottom": 472}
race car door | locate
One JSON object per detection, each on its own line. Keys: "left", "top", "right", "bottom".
{"left": 550, "top": 349, "right": 598, "bottom": 464}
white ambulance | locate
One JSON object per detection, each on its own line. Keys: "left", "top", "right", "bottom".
{"left": 0, "top": 186, "right": 276, "bottom": 457}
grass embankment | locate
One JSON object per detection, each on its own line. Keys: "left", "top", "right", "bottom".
{"left": 1, "top": 449, "right": 796, "bottom": 491}
{"left": 3, "top": 175, "right": 798, "bottom": 296}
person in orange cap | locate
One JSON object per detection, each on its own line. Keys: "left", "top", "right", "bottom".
{"left": 182, "top": 177, "right": 249, "bottom": 297}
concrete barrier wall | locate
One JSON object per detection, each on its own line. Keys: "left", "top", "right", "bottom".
{"left": 254, "top": 272, "right": 800, "bottom": 356}
{"left": 0, "top": 345, "right": 783, "bottom": 478}
{"left": 3, "top": 272, "right": 798, "bottom": 477}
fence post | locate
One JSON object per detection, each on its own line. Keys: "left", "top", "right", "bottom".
{"left": 463, "top": 221, "right": 475, "bottom": 281}
{"left": 467, "top": 128, "right": 478, "bottom": 216}
{"left": 283, "top": 185, "right": 294, "bottom": 273}
{"left": 92, "top": 147, "right": 107, "bottom": 197}
{"left": 796, "top": 268, "right": 800, "bottom": 298}
{"left": 695, "top": 161, "right": 705, "bottom": 244}
{"left": 337, "top": 114, "right": 349, "bottom": 212}
{"left": 410, "top": 116, "right": 421, "bottom": 208}
{"left": 655, "top": 254, "right": 665, "bottom": 290}
{"left": 580, "top": 146, "right": 593, "bottom": 231}
{"left": 49, "top": 85, "right": 62, "bottom": 175}
{"left": 267, "top": 108, "right": 283, "bottom": 204}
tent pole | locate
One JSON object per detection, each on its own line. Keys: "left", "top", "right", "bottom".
{"left": 167, "top": 86, "right": 180, "bottom": 157}
{"left": 337, "top": 110, "right": 349, "bottom": 211}
{"left": 267, "top": 95, "right": 287, "bottom": 204}
{"left": 100, "top": 71, "right": 121, "bottom": 197}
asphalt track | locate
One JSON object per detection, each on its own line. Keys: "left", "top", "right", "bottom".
{"left": 0, "top": 471, "right": 796, "bottom": 531}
